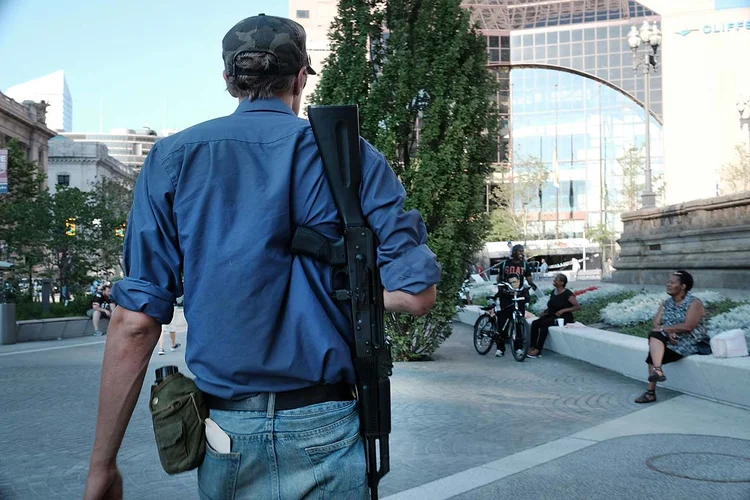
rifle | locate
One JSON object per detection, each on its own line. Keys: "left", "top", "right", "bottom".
{"left": 290, "top": 105, "right": 392, "bottom": 499}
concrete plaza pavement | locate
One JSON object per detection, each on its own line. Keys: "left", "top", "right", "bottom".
{"left": 1, "top": 322, "right": 748, "bottom": 499}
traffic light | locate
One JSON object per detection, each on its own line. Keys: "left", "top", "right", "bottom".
{"left": 65, "top": 218, "right": 76, "bottom": 237}
{"left": 115, "top": 223, "right": 126, "bottom": 238}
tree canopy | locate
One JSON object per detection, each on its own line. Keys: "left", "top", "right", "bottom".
{"left": 313, "top": 0, "right": 499, "bottom": 359}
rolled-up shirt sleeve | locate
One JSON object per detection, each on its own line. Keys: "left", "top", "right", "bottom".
{"left": 359, "top": 140, "right": 441, "bottom": 294}
{"left": 111, "top": 145, "right": 183, "bottom": 324}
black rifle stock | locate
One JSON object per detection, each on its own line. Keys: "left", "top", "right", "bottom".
{"left": 298, "top": 105, "right": 392, "bottom": 499}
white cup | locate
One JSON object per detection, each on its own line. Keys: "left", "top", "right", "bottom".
{"left": 556, "top": 318, "right": 565, "bottom": 327}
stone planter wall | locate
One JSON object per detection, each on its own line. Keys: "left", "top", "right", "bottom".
{"left": 16, "top": 316, "right": 108, "bottom": 343}
{"left": 612, "top": 192, "right": 750, "bottom": 289}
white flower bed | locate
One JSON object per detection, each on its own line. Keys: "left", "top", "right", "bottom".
{"left": 466, "top": 282, "right": 498, "bottom": 303}
{"left": 572, "top": 284, "right": 627, "bottom": 305}
{"left": 707, "top": 304, "right": 750, "bottom": 341}
{"left": 601, "top": 291, "right": 726, "bottom": 327}
{"left": 601, "top": 293, "right": 664, "bottom": 326}
{"left": 531, "top": 297, "right": 548, "bottom": 314}
{"left": 692, "top": 291, "right": 725, "bottom": 306}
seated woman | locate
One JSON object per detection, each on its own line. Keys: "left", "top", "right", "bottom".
{"left": 635, "top": 270, "right": 708, "bottom": 404}
{"left": 528, "top": 273, "right": 580, "bottom": 358}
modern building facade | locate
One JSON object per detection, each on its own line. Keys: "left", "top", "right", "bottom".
{"left": 289, "top": 0, "right": 339, "bottom": 108}
{"left": 60, "top": 127, "right": 166, "bottom": 171}
{"left": 0, "top": 91, "right": 57, "bottom": 175}
{"left": 462, "top": 0, "right": 666, "bottom": 240}
{"left": 6, "top": 71, "right": 73, "bottom": 132}
{"left": 47, "top": 137, "right": 137, "bottom": 193}
{"left": 643, "top": 0, "right": 750, "bottom": 203}
{"left": 293, "top": 0, "right": 750, "bottom": 240}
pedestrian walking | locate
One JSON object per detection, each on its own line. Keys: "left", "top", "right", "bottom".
{"left": 157, "top": 298, "right": 183, "bottom": 355}
{"left": 83, "top": 13, "right": 440, "bottom": 500}
{"left": 539, "top": 258, "right": 549, "bottom": 275}
{"left": 571, "top": 257, "right": 581, "bottom": 280}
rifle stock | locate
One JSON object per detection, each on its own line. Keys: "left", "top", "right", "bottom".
{"left": 307, "top": 105, "right": 393, "bottom": 499}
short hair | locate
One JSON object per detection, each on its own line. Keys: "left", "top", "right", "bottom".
{"left": 672, "top": 270, "right": 694, "bottom": 292}
{"left": 225, "top": 52, "right": 297, "bottom": 100}
{"left": 555, "top": 273, "right": 568, "bottom": 286}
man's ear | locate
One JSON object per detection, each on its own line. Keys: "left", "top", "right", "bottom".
{"left": 223, "top": 71, "right": 229, "bottom": 83}
{"left": 294, "top": 67, "right": 307, "bottom": 96}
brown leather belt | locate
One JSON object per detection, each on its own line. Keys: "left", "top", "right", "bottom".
{"left": 205, "top": 382, "right": 356, "bottom": 412}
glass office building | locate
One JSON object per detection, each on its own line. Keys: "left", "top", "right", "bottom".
{"left": 60, "top": 128, "right": 165, "bottom": 171}
{"left": 464, "top": 0, "right": 663, "bottom": 238}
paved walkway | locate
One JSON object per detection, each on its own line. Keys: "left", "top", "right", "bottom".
{"left": 1, "top": 323, "right": 748, "bottom": 499}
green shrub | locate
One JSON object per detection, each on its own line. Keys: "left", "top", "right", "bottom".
{"left": 15, "top": 296, "right": 92, "bottom": 321}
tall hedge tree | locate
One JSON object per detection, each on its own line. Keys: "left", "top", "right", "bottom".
{"left": 314, "top": 0, "right": 498, "bottom": 359}
{"left": 0, "top": 140, "right": 49, "bottom": 289}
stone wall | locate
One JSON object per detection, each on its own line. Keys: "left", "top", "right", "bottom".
{"left": 612, "top": 192, "right": 750, "bottom": 289}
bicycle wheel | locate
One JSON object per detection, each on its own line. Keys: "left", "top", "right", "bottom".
{"left": 473, "top": 314, "right": 495, "bottom": 355}
{"left": 510, "top": 315, "right": 530, "bottom": 362}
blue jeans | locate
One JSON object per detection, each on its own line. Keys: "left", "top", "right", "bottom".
{"left": 197, "top": 396, "right": 368, "bottom": 500}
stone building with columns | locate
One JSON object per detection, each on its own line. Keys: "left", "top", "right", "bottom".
{"left": 0, "top": 91, "right": 56, "bottom": 175}
{"left": 47, "top": 137, "right": 137, "bottom": 193}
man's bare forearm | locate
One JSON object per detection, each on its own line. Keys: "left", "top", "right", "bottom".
{"left": 89, "top": 307, "right": 161, "bottom": 468}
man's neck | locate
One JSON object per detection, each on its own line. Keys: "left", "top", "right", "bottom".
{"left": 240, "top": 93, "right": 296, "bottom": 113}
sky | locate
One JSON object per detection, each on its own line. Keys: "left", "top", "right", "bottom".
{"left": 0, "top": 0, "right": 288, "bottom": 133}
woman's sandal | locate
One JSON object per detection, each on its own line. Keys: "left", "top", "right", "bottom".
{"left": 635, "top": 390, "right": 656, "bottom": 404}
{"left": 648, "top": 366, "right": 666, "bottom": 383}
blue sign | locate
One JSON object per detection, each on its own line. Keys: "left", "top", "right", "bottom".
{"left": 675, "top": 20, "right": 750, "bottom": 35}
{"left": 702, "top": 20, "right": 750, "bottom": 33}
{"left": 715, "top": 0, "right": 750, "bottom": 11}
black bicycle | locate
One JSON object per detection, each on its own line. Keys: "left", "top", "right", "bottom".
{"left": 473, "top": 282, "right": 530, "bottom": 362}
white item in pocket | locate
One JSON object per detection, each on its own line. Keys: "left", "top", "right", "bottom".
{"left": 710, "top": 329, "right": 749, "bottom": 358}
{"left": 204, "top": 417, "right": 231, "bottom": 453}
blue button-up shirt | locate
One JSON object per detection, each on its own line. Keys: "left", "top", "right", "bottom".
{"left": 112, "top": 98, "right": 441, "bottom": 399}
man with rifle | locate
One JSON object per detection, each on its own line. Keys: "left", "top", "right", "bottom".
{"left": 84, "top": 13, "right": 440, "bottom": 500}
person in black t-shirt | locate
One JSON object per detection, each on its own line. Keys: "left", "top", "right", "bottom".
{"left": 528, "top": 273, "right": 580, "bottom": 358}
{"left": 493, "top": 244, "right": 537, "bottom": 357}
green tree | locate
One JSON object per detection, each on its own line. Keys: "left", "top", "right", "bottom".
{"left": 512, "top": 154, "right": 549, "bottom": 241}
{"left": 486, "top": 181, "right": 520, "bottom": 242}
{"left": 617, "top": 145, "right": 644, "bottom": 211}
{"left": 586, "top": 222, "right": 615, "bottom": 268}
{"left": 88, "top": 177, "right": 134, "bottom": 276}
{"left": 314, "top": 0, "right": 498, "bottom": 359}
{"left": 45, "top": 187, "right": 100, "bottom": 293}
{"left": 719, "top": 144, "right": 750, "bottom": 194}
{"left": 0, "top": 140, "right": 49, "bottom": 292}
{"left": 615, "top": 144, "right": 665, "bottom": 211}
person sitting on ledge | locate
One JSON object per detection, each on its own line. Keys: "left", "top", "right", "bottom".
{"left": 527, "top": 273, "right": 580, "bottom": 358}
{"left": 635, "top": 270, "right": 708, "bottom": 404}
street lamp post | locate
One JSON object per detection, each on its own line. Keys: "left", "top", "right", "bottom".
{"left": 627, "top": 21, "right": 662, "bottom": 209}
{"left": 737, "top": 100, "right": 750, "bottom": 154}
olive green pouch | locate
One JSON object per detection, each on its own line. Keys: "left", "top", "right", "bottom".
{"left": 149, "top": 373, "right": 209, "bottom": 474}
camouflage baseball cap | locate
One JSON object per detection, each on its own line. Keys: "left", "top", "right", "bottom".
{"left": 222, "top": 14, "right": 316, "bottom": 76}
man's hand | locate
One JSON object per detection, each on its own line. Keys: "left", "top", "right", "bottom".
{"left": 555, "top": 310, "right": 564, "bottom": 317}
{"left": 668, "top": 332, "right": 679, "bottom": 344}
{"left": 83, "top": 463, "right": 123, "bottom": 500}
{"left": 384, "top": 285, "right": 436, "bottom": 316}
